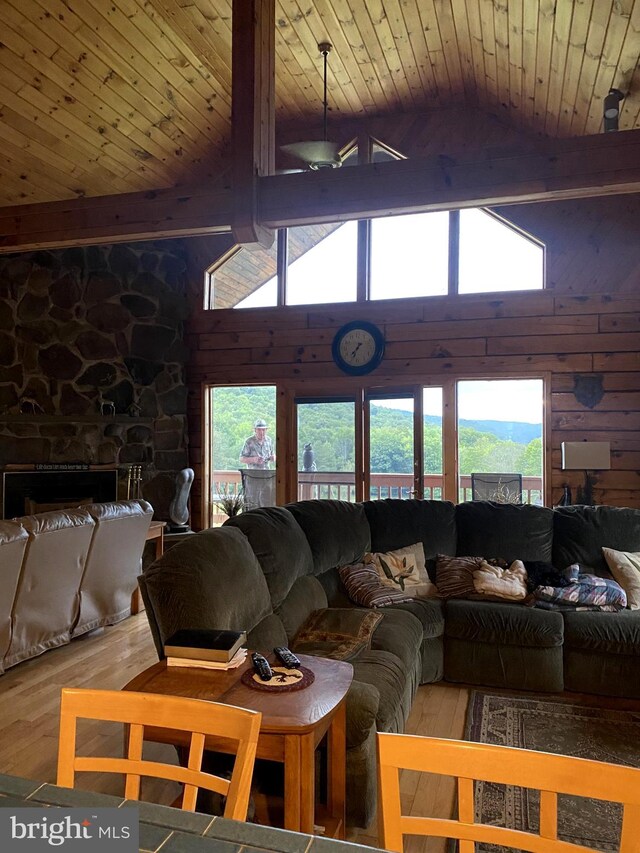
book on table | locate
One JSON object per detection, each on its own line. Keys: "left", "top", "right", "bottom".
{"left": 166, "top": 647, "right": 248, "bottom": 670}
{"left": 163, "top": 628, "right": 247, "bottom": 663}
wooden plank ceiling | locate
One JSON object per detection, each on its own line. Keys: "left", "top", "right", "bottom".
{"left": 0, "top": 0, "right": 638, "bottom": 209}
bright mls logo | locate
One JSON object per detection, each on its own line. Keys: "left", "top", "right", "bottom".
{"left": 1, "top": 808, "right": 138, "bottom": 851}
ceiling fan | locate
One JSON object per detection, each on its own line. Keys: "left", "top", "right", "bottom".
{"left": 280, "top": 42, "right": 342, "bottom": 171}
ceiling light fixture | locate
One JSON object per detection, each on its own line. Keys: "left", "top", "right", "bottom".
{"left": 603, "top": 88, "right": 625, "bottom": 132}
{"left": 280, "top": 42, "right": 342, "bottom": 170}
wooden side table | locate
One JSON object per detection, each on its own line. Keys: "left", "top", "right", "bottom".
{"left": 131, "top": 521, "right": 165, "bottom": 615}
{"left": 122, "top": 653, "right": 353, "bottom": 837}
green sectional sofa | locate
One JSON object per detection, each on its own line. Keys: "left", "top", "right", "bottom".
{"left": 139, "top": 498, "right": 640, "bottom": 827}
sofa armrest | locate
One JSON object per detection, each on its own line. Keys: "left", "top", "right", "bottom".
{"left": 346, "top": 680, "right": 380, "bottom": 749}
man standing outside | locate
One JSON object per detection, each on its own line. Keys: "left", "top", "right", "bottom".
{"left": 239, "top": 419, "right": 276, "bottom": 469}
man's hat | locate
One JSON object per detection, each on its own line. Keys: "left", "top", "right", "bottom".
{"left": 254, "top": 419, "right": 268, "bottom": 428}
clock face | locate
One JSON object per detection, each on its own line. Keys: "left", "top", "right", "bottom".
{"left": 332, "top": 322, "right": 385, "bottom": 375}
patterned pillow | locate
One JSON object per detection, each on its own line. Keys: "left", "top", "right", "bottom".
{"left": 602, "top": 548, "right": 640, "bottom": 609}
{"left": 291, "top": 607, "right": 383, "bottom": 660}
{"left": 339, "top": 562, "right": 415, "bottom": 608}
{"left": 435, "top": 554, "right": 485, "bottom": 599}
{"left": 367, "top": 542, "right": 437, "bottom": 599}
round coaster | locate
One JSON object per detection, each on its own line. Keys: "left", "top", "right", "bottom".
{"left": 241, "top": 665, "right": 315, "bottom": 692}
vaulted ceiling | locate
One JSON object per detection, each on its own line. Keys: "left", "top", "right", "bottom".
{"left": 0, "top": 0, "right": 638, "bottom": 209}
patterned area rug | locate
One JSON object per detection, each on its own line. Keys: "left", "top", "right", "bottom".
{"left": 465, "top": 692, "right": 640, "bottom": 852}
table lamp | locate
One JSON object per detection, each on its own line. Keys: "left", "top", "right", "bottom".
{"left": 561, "top": 441, "right": 611, "bottom": 505}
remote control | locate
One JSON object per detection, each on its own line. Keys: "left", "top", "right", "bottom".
{"left": 273, "top": 646, "right": 301, "bottom": 669}
{"left": 251, "top": 652, "right": 273, "bottom": 681}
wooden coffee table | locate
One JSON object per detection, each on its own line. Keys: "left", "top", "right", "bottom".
{"left": 122, "top": 653, "right": 353, "bottom": 837}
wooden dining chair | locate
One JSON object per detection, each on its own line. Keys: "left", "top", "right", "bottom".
{"left": 57, "top": 687, "right": 261, "bottom": 819}
{"left": 377, "top": 732, "right": 640, "bottom": 852}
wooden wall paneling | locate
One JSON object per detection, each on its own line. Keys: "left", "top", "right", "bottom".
{"left": 551, "top": 392, "right": 640, "bottom": 412}
{"left": 21, "top": 0, "right": 208, "bottom": 176}
{"left": 430, "top": 0, "right": 465, "bottom": 101}
{"left": 569, "top": 0, "right": 613, "bottom": 137}
{"left": 491, "top": 0, "right": 511, "bottom": 113}
{"left": 477, "top": 0, "right": 499, "bottom": 107}
{"left": 462, "top": 0, "right": 488, "bottom": 108}
{"left": 414, "top": 0, "right": 454, "bottom": 102}
{"left": 397, "top": 0, "right": 440, "bottom": 102}
{"left": 543, "top": 0, "right": 573, "bottom": 136}
{"left": 552, "top": 373, "right": 640, "bottom": 392}
{"left": 583, "top": 0, "right": 633, "bottom": 136}
{"left": 557, "top": 0, "right": 595, "bottom": 136}
{"left": 312, "top": 0, "right": 385, "bottom": 113}
{"left": 488, "top": 332, "right": 640, "bottom": 356}
{"left": 593, "top": 353, "right": 640, "bottom": 372}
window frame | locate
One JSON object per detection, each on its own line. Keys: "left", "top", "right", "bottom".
{"left": 207, "top": 207, "right": 545, "bottom": 310}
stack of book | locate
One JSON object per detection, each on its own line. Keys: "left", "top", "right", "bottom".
{"left": 164, "top": 628, "right": 247, "bottom": 670}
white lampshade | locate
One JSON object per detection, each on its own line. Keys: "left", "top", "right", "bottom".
{"left": 561, "top": 441, "right": 611, "bottom": 470}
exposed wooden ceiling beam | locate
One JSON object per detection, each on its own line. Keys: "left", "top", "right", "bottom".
{"left": 1, "top": 130, "right": 639, "bottom": 254}
{"left": 259, "top": 130, "right": 640, "bottom": 227}
{"left": 0, "top": 185, "right": 233, "bottom": 253}
{"left": 230, "top": 0, "right": 275, "bottom": 248}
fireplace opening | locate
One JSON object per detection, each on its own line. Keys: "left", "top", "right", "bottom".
{"left": 2, "top": 468, "right": 119, "bottom": 519}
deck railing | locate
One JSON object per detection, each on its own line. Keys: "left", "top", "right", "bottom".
{"left": 211, "top": 470, "right": 543, "bottom": 521}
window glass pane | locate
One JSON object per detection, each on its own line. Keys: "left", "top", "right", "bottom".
{"left": 209, "top": 386, "right": 276, "bottom": 523}
{"left": 368, "top": 397, "right": 414, "bottom": 500}
{"left": 208, "top": 245, "right": 278, "bottom": 309}
{"left": 458, "top": 209, "right": 544, "bottom": 294}
{"left": 423, "top": 387, "right": 443, "bottom": 500}
{"left": 370, "top": 211, "right": 449, "bottom": 299}
{"left": 297, "top": 401, "right": 356, "bottom": 501}
{"left": 287, "top": 222, "right": 357, "bottom": 305}
{"left": 457, "top": 379, "right": 543, "bottom": 505}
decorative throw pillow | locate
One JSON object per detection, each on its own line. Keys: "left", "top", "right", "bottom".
{"left": 602, "top": 548, "right": 640, "bottom": 610}
{"left": 367, "top": 542, "right": 437, "bottom": 599}
{"left": 291, "top": 608, "right": 383, "bottom": 661}
{"left": 435, "top": 554, "right": 485, "bottom": 599}
{"left": 338, "top": 562, "right": 414, "bottom": 608}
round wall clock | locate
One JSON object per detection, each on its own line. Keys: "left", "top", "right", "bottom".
{"left": 332, "top": 321, "right": 385, "bottom": 375}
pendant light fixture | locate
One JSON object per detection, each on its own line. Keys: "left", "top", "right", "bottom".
{"left": 281, "top": 42, "right": 342, "bottom": 170}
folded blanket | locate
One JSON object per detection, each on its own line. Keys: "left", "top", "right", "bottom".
{"left": 532, "top": 565, "right": 627, "bottom": 611}
{"left": 473, "top": 560, "right": 528, "bottom": 601}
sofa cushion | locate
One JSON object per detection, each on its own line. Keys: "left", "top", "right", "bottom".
{"left": 445, "top": 599, "right": 564, "bottom": 648}
{"left": 456, "top": 501, "right": 554, "bottom": 563}
{"left": 224, "top": 506, "right": 314, "bottom": 607}
{"left": 362, "top": 499, "right": 457, "bottom": 565}
{"left": 370, "top": 608, "right": 423, "bottom": 673}
{"left": 292, "top": 608, "right": 382, "bottom": 661}
{"left": 141, "top": 527, "right": 272, "bottom": 653}
{"left": 563, "top": 610, "right": 640, "bottom": 655}
{"left": 351, "top": 650, "right": 408, "bottom": 732}
{"left": 345, "top": 680, "right": 380, "bottom": 749}
{"left": 275, "top": 575, "right": 328, "bottom": 640}
{"left": 384, "top": 598, "right": 445, "bottom": 639}
{"left": 553, "top": 505, "right": 640, "bottom": 576}
{"left": 285, "top": 500, "right": 371, "bottom": 574}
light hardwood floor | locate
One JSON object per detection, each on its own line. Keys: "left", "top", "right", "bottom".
{"left": 4, "top": 614, "right": 636, "bottom": 852}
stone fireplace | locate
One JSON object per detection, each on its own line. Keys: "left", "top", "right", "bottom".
{"left": 0, "top": 241, "right": 190, "bottom": 520}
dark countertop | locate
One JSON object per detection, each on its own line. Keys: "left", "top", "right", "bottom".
{"left": 0, "top": 774, "right": 382, "bottom": 853}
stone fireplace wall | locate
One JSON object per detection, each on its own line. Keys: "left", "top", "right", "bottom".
{"left": 0, "top": 241, "right": 190, "bottom": 519}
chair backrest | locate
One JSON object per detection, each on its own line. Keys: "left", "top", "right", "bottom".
{"left": 240, "top": 468, "right": 276, "bottom": 510}
{"left": 57, "top": 687, "right": 261, "bottom": 819}
{"left": 377, "top": 733, "right": 640, "bottom": 853}
{"left": 470, "top": 472, "right": 523, "bottom": 503}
